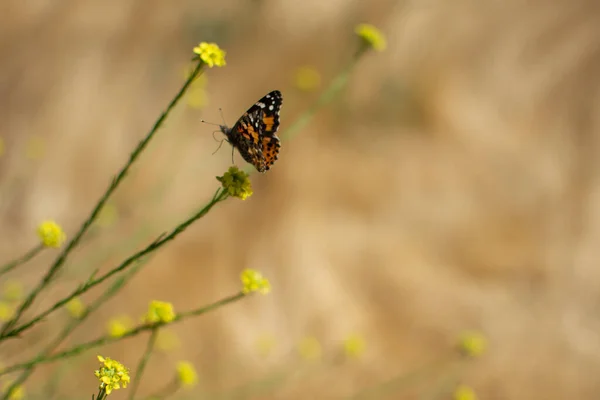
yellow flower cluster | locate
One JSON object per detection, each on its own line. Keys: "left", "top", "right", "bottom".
{"left": 458, "top": 331, "right": 487, "bottom": 358}
{"left": 144, "top": 300, "right": 176, "bottom": 324}
{"left": 217, "top": 166, "right": 253, "bottom": 200}
{"left": 193, "top": 42, "right": 226, "bottom": 68}
{"left": 355, "top": 23, "right": 387, "bottom": 51}
{"left": 240, "top": 268, "right": 271, "bottom": 295}
{"left": 37, "top": 220, "right": 66, "bottom": 248}
{"left": 177, "top": 361, "right": 198, "bottom": 388}
{"left": 94, "top": 355, "right": 130, "bottom": 395}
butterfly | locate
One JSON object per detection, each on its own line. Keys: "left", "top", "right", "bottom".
{"left": 219, "top": 90, "right": 283, "bottom": 173}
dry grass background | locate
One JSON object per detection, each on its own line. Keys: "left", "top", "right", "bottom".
{"left": 1, "top": 0, "right": 600, "bottom": 398}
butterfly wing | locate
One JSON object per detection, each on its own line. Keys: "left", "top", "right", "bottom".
{"left": 228, "top": 90, "right": 283, "bottom": 172}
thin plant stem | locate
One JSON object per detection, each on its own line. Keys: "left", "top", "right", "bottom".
{"left": 0, "top": 292, "right": 246, "bottom": 375}
{"left": 128, "top": 328, "right": 159, "bottom": 400}
{"left": 0, "top": 259, "right": 151, "bottom": 400}
{"left": 0, "top": 61, "right": 206, "bottom": 336}
{"left": 1, "top": 188, "right": 228, "bottom": 340}
{"left": 280, "top": 48, "right": 367, "bottom": 141}
{"left": 0, "top": 244, "right": 44, "bottom": 277}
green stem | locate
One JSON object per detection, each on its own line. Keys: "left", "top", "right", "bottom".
{"left": 0, "top": 259, "right": 150, "bottom": 400}
{"left": 0, "top": 244, "right": 44, "bottom": 277}
{"left": 0, "top": 292, "right": 246, "bottom": 375}
{"left": 0, "top": 61, "right": 206, "bottom": 336}
{"left": 1, "top": 189, "right": 228, "bottom": 340}
{"left": 281, "top": 48, "right": 365, "bottom": 141}
{"left": 128, "top": 329, "right": 158, "bottom": 400}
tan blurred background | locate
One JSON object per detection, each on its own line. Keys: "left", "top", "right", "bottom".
{"left": 1, "top": 0, "right": 600, "bottom": 398}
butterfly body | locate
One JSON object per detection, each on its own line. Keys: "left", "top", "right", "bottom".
{"left": 219, "top": 90, "right": 283, "bottom": 173}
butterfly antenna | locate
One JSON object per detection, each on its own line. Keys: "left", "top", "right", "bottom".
{"left": 218, "top": 108, "right": 227, "bottom": 125}
{"left": 200, "top": 119, "right": 220, "bottom": 127}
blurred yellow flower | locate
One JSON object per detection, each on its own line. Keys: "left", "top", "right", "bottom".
{"left": 25, "top": 135, "right": 45, "bottom": 160}
{"left": 293, "top": 66, "right": 321, "bottom": 92}
{"left": 97, "top": 203, "right": 119, "bottom": 228}
{"left": 458, "top": 331, "right": 487, "bottom": 358}
{"left": 107, "top": 315, "right": 133, "bottom": 338}
{"left": 2, "top": 280, "right": 23, "bottom": 302}
{"left": 156, "top": 328, "right": 181, "bottom": 352}
{"left": 144, "top": 300, "right": 176, "bottom": 324}
{"left": 177, "top": 361, "right": 198, "bottom": 388}
{"left": 0, "top": 302, "right": 15, "bottom": 322}
{"left": 94, "top": 355, "right": 130, "bottom": 395}
{"left": 240, "top": 269, "right": 270, "bottom": 295}
{"left": 355, "top": 23, "right": 387, "bottom": 51}
{"left": 187, "top": 87, "right": 208, "bottom": 109}
{"left": 298, "top": 336, "right": 321, "bottom": 361}
{"left": 217, "top": 166, "right": 253, "bottom": 200}
{"left": 343, "top": 333, "right": 366, "bottom": 359}
{"left": 65, "top": 297, "right": 86, "bottom": 319}
{"left": 454, "top": 384, "right": 477, "bottom": 400}
{"left": 37, "top": 220, "right": 66, "bottom": 248}
{"left": 1, "top": 381, "right": 25, "bottom": 400}
{"left": 255, "top": 334, "right": 276, "bottom": 358}
{"left": 193, "top": 42, "right": 226, "bottom": 68}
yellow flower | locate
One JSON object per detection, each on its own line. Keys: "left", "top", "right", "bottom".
{"left": 94, "top": 355, "right": 130, "bottom": 395}
{"left": 458, "top": 331, "right": 487, "bottom": 358}
{"left": 0, "top": 302, "right": 15, "bottom": 322}
{"left": 240, "top": 269, "right": 270, "bottom": 295}
{"left": 97, "top": 203, "right": 119, "bottom": 228}
{"left": 454, "top": 384, "right": 477, "bottom": 400}
{"left": 216, "top": 166, "right": 253, "bottom": 200}
{"left": 293, "top": 66, "right": 321, "bottom": 92}
{"left": 25, "top": 135, "right": 45, "bottom": 160}
{"left": 1, "top": 381, "right": 25, "bottom": 400}
{"left": 343, "top": 334, "right": 366, "bottom": 359}
{"left": 156, "top": 329, "right": 181, "bottom": 352}
{"left": 2, "top": 280, "right": 23, "bottom": 302}
{"left": 193, "top": 42, "right": 226, "bottom": 68}
{"left": 0, "top": 137, "right": 5, "bottom": 157}
{"left": 65, "top": 297, "right": 86, "bottom": 319}
{"left": 37, "top": 220, "right": 66, "bottom": 248}
{"left": 144, "top": 300, "right": 176, "bottom": 324}
{"left": 107, "top": 315, "right": 133, "bottom": 338}
{"left": 355, "top": 23, "right": 387, "bottom": 51}
{"left": 297, "top": 336, "right": 321, "bottom": 361}
{"left": 187, "top": 86, "right": 208, "bottom": 109}
{"left": 255, "top": 334, "right": 276, "bottom": 358}
{"left": 176, "top": 361, "right": 198, "bottom": 388}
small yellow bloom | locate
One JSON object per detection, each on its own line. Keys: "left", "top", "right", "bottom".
{"left": 1, "top": 381, "right": 25, "bottom": 400}
{"left": 107, "top": 315, "right": 133, "bottom": 338}
{"left": 355, "top": 23, "right": 387, "bottom": 51}
{"left": 37, "top": 220, "right": 66, "bottom": 248}
{"left": 176, "top": 361, "right": 198, "bottom": 388}
{"left": 144, "top": 300, "right": 176, "bottom": 324}
{"left": 217, "top": 166, "right": 253, "bottom": 200}
{"left": 293, "top": 66, "right": 321, "bottom": 92}
{"left": 453, "top": 384, "right": 477, "bottom": 400}
{"left": 298, "top": 336, "right": 321, "bottom": 361}
{"left": 240, "top": 269, "right": 271, "bottom": 295}
{"left": 156, "top": 329, "right": 181, "bottom": 352}
{"left": 65, "top": 297, "right": 86, "bottom": 319}
{"left": 343, "top": 334, "right": 366, "bottom": 359}
{"left": 193, "top": 42, "right": 226, "bottom": 68}
{"left": 25, "top": 135, "right": 45, "bottom": 160}
{"left": 94, "top": 355, "right": 130, "bottom": 395}
{"left": 255, "top": 334, "right": 276, "bottom": 358}
{"left": 458, "top": 331, "right": 487, "bottom": 358}
{"left": 2, "top": 280, "right": 23, "bottom": 302}
{"left": 97, "top": 203, "right": 119, "bottom": 228}
{"left": 0, "top": 302, "right": 15, "bottom": 322}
